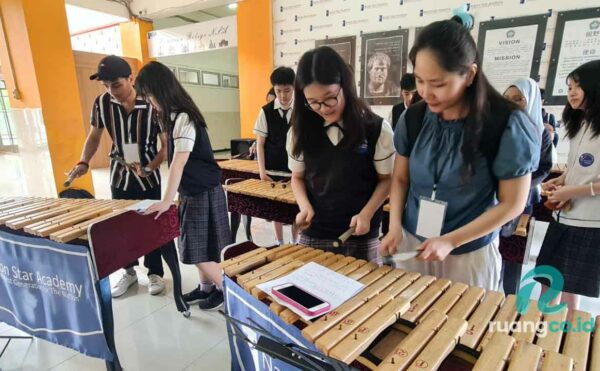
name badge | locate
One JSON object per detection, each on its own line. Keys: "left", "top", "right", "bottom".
{"left": 416, "top": 197, "right": 447, "bottom": 239}
{"left": 123, "top": 143, "right": 141, "bottom": 164}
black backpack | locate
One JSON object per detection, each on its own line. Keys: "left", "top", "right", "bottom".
{"left": 404, "top": 100, "right": 513, "bottom": 167}
{"left": 59, "top": 189, "right": 94, "bottom": 199}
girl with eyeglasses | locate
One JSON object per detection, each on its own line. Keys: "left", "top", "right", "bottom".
{"left": 286, "top": 46, "right": 395, "bottom": 262}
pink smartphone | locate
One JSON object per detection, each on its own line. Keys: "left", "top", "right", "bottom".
{"left": 271, "top": 283, "right": 330, "bottom": 316}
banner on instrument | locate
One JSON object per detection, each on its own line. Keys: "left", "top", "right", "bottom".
{"left": 0, "top": 230, "right": 113, "bottom": 361}
{"left": 477, "top": 14, "right": 548, "bottom": 94}
{"left": 224, "top": 276, "right": 318, "bottom": 371}
{"left": 360, "top": 29, "right": 409, "bottom": 106}
{"left": 545, "top": 7, "right": 600, "bottom": 105}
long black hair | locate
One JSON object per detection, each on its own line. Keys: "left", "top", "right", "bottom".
{"left": 410, "top": 19, "right": 519, "bottom": 175}
{"left": 563, "top": 60, "right": 600, "bottom": 139}
{"left": 292, "top": 46, "right": 378, "bottom": 157}
{"left": 135, "top": 61, "right": 207, "bottom": 131}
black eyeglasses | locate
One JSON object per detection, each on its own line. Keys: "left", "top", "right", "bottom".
{"left": 305, "top": 87, "right": 342, "bottom": 111}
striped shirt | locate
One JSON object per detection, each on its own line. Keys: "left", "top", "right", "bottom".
{"left": 91, "top": 92, "right": 162, "bottom": 191}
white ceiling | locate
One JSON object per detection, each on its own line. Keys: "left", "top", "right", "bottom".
{"left": 66, "top": 4, "right": 128, "bottom": 35}
{"left": 153, "top": 4, "right": 237, "bottom": 30}
{"left": 66, "top": 0, "right": 239, "bottom": 20}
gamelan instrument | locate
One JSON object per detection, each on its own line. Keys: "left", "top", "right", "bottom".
{"left": 221, "top": 245, "right": 600, "bottom": 371}
{"left": 0, "top": 196, "right": 138, "bottom": 242}
{"left": 218, "top": 159, "right": 261, "bottom": 183}
{"left": 225, "top": 179, "right": 299, "bottom": 225}
{"left": 218, "top": 159, "right": 292, "bottom": 184}
{"left": 0, "top": 196, "right": 181, "bottom": 280}
{"left": 0, "top": 196, "right": 189, "bottom": 370}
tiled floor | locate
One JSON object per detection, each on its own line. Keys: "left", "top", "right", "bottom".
{"left": 0, "top": 154, "right": 598, "bottom": 371}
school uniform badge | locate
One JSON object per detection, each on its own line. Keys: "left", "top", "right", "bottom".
{"left": 579, "top": 153, "right": 594, "bottom": 167}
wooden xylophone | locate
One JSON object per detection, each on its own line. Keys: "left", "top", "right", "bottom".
{"left": 219, "top": 159, "right": 261, "bottom": 174}
{"left": 218, "top": 159, "right": 260, "bottom": 183}
{"left": 221, "top": 246, "right": 600, "bottom": 371}
{"left": 225, "top": 179, "right": 299, "bottom": 225}
{"left": 0, "top": 196, "right": 138, "bottom": 243}
{"left": 218, "top": 159, "right": 292, "bottom": 183}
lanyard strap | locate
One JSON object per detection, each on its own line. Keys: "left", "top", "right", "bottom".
{"left": 431, "top": 127, "right": 444, "bottom": 200}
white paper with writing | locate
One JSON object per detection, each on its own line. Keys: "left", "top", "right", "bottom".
{"left": 256, "top": 262, "right": 365, "bottom": 321}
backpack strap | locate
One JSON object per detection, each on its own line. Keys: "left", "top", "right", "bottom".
{"left": 404, "top": 99, "right": 513, "bottom": 166}
{"left": 479, "top": 103, "right": 513, "bottom": 164}
{"left": 405, "top": 100, "right": 428, "bottom": 155}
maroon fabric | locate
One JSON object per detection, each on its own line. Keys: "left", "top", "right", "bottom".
{"left": 220, "top": 169, "right": 259, "bottom": 184}
{"left": 499, "top": 235, "right": 528, "bottom": 264}
{"left": 533, "top": 196, "right": 554, "bottom": 223}
{"left": 89, "top": 206, "right": 180, "bottom": 279}
{"left": 222, "top": 241, "right": 267, "bottom": 261}
{"left": 498, "top": 171, "right": 560, "bottom": 264}
{"left": 227, "top": 193, "right": 298, "bottom": 225}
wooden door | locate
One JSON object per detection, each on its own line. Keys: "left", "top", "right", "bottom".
{"left": 73, "top": 51, "right": 139, "bottom": 169}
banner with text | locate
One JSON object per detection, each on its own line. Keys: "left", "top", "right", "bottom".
{"left": 148, "top": 15, "right": 237, "bottom": 58}
{"left": 0, "top": 230, "right": 112, "bottom": 360}
{"left": 225, "top": 276, "right": 318, "bottom": 371}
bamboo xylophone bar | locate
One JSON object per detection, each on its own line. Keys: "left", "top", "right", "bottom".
{"left": 0, "top": 197, "right": 140, "bottom": 242}
{"left": 225, "top": 179, "right": 296, "bottom": 204}
{"left": 542, "top": 351, "right": 575, "bottom": 371}
{"left": 221, "top": 247, "right": 599, "bottom": 370}
{"left": 472, "top": 332, "right": 515, "bottom": 371}
{"left": 506, "top": 340, "right": 543, "bottom": 371}
{"left": 592, "top": 316, "right": 600, "bottom": 371}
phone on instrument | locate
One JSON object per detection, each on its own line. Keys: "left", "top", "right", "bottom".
{"left": 271, "top": 283, "right": 330, "bottom": 316}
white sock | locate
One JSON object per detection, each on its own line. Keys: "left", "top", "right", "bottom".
{"left": 200, "top": 280, "right": 215, "bottom": 293}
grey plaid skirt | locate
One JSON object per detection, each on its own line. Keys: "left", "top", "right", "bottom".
{"left": 535, "top": 220, "right": 600, "bottom": 297}
{"left": 298, "top": 234, "right": 381, "bottom": 263}
{"left": 178, "top": 186, "right": 232, "bottom": 264}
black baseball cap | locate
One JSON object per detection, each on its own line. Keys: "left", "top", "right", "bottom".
{"left": 89, "top": 55, "right": 132, "bottom": 81}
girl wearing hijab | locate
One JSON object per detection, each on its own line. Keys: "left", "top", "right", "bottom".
{"left": 500, "top": 77, "right": 553, "bottom": 294}
{"left": 503, "top": 78, "right": 554, "bottom": 211}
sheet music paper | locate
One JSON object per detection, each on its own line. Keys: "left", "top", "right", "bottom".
{"left": 256, "top": 262, "right": 365, "bottom": 321}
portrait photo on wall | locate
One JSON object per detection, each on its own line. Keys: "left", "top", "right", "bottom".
{"left": 360, "top": 29, "right": 409, "bottom": 105}
{"left": 315, "top": 35, "right": 357, "bottom": 72}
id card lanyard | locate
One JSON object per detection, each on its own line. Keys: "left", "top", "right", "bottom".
{"left": 416, "top": 128, "right": 448, "bottom": 239}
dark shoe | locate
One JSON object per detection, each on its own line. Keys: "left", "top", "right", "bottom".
{"left": 198, "top": 289, "right": 224, "bottom": 310}
{"left": 183, "top": 287, "right": 212, "bottom": 304}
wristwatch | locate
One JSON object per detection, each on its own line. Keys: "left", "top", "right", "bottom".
{"left": 143, "top": 166, "right": 152, "bottom": 175}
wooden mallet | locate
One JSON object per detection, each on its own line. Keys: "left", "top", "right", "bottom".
{"left": 332, "top": 226, "right": 356, "bottom": 248}
{"left": 63, "top": 173, "right": 76, "bottom": 188}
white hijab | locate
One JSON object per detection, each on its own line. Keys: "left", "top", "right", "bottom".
{"left": 508, "top": 77, "right": 544, "bottom": 136}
